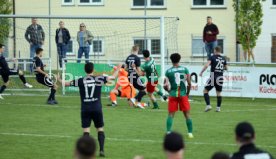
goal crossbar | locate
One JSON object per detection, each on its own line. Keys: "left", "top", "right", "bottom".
{"left": 0, "top": 14, "right": 163, "bottom": 20}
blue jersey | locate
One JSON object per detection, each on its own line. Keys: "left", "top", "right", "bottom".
{"left": 70, "top": 76, "right": 107, "bottom": 111}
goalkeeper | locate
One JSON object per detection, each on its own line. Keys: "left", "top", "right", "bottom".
{"left": 108, "top": 64, "right": 148, "bottom": 108}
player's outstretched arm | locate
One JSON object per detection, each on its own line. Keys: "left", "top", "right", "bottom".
{"left": 199, "top": 60, "right": 211, "bottom": 76}
{"left": 114, "top": 83, "right": 120, "bottom": 90}
{"left": 224, "top": 64, "right": 228, "bottom": 71}
{"left": 13, "top": 59, "right": 19, "bottom": 70}
{"left": 107, "top": 64, "right": 122, "bottom": 81}
{"left": 56, "top": 73, "right": 71, "bottom": 86}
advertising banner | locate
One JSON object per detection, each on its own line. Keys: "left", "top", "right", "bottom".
{"left": 65, "top": 63, "right": 275, "bottom": 98}
{"left": 180, "top": 65, "right": 276, "bottom": 99}
{"left": 65, "top": 63, "right": 161, "bottom": 93}
{"left": 65, "top": 63, "right": 115, "bottom": 93}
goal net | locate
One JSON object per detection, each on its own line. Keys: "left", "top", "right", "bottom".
{"left": 0, "top": 15, "right": 179, "bottom": 95}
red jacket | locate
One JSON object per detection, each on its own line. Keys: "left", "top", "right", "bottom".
{"left": 203, "top": 23, "right": 219, "bottom": 43}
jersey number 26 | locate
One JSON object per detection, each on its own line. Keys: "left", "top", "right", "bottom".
{"left": 215, "top": 59, "right": 224, "bottom": 70}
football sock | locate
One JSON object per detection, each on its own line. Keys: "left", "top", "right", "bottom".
{"left": 186, "top": 118, "right": 193, "bottom": 133}
{"left": 19, "top": 75, "right": 27, "bottom": 84}
{"left": 83, "top": 132, "right": 90, "bottom": 136}
{"left": 157, "top": 90, "right": 164, "bottom": 96}
{"left": 47, "top": 93, "right": 52, "bottom": 101}
{"left": 153, "top": 101, "right": 159, "bottom": 108}
{"left": 166, "top": 116, "right": 173, "bottom": 132}
{"left": 98, "top": 131, "right": 105, "bottom": 152}
{"left": 0, "top": 85, "right": 7, "bottom": 94}
{"left": 135, "top": 90, "right": 146, "bottom": 102}
{"left": 217, "top": 96, "right": 222, "bottom": 107}
{"left": 48, "top": 88, "right": 56, "bottom": 101}
{"left": 110, "top": 92, "right": 117, "bottom": 103}
{"left": 204, "top": 93, "right": 210, "bottom": 105}
{"left": 51, "top": 88, "right": 56, "bottom": 100}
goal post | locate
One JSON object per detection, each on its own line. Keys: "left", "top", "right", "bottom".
{"left": 160, "top": 16, "right": 165, "bottom": 80}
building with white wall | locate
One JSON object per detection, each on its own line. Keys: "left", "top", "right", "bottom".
{"left": 255, "top": 0, "right": 276, "bottom": 63}
{"left": 5, "top": 0, "right": 237, "bottom": 68}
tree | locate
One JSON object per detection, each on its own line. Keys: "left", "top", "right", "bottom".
{"left": 0, "top": 0, "right": 12, "bottom": 44}
{"left": 233, "top": 0, "right": 263, "bottom": 62}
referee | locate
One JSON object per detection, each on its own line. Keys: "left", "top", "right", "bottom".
{"left": 231, "top": 122, "right": 274, "bottom": 159}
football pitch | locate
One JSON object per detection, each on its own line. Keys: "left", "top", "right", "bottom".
{"left": 0, "top": 95, "right": 276, "bottom": 159}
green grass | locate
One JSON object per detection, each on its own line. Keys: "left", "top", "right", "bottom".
{"left": 0, "top": 95, "right": 276, "bottom": 159}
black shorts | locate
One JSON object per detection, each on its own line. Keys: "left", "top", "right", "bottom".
{"left": 128, "top": 76, "right": 146, "bottom": 91}
{"left": 36, "top": 75, "right": 54, "bottom": 88}
{"left": 1, "top": 69, "right": 19, "bottom": 83}
{"left": 205, "top": 76, "right": 224, "bottom": 92}
{"left": 81, "top": 110, "right": 104, "bottom": 128}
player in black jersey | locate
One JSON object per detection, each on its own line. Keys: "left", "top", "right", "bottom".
{"left": 58, "top": 62, "right": 121, "bottom": 157}
{"left": 0, "top": 44, "right": 33, "bottom": 99}
{"left": 125, "top": 45, "right": 146, "bottom": 109}
{"left": 200, "top": 46, "right": 228, "bottom": 112}
{"left": 33, "top": 48, "right": 58, "bottom": 105}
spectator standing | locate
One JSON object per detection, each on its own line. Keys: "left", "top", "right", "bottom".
{"left": 231, "top": 122, "right": 274, "bottom": 159}
{"left": 203, "top": 16, "right": 219, "bottom": 59}
{"left": 55, "top": 21, "right": 71, "bottom": 68}
{"left": 77, "top": 23, "right": 93, "bottom": 63}
{"left": 25, "top": 18, "right": 45, "bottom": 72}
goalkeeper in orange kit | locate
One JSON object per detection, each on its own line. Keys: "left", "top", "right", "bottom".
{"left": 108, "top": 64, "right": 148, "bottom": 108}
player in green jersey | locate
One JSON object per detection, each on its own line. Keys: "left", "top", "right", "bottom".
{"left": 164, "top": 53, "right": 193, "bottom": 138}
{"left": 133, "top": 50, "right": 167, "bottom": 109}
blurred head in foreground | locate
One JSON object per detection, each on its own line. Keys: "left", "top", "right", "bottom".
{"left": 75, "top": 136, "right": 96, "bottom": 159}
{"left": 163, "top": 132, "right": 185, "bottom": 159}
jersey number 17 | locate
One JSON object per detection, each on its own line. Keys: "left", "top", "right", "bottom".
{"left": 84, "top": 83, "right": 96, "bottom": 99}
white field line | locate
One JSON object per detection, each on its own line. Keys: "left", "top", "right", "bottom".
{"left": 0, "top": 132, "right": 71, "bottom": 138}
{"left": 1, "top": 102, "right": 276, "bottom": 114}
{"left": 0, "top": 132, "right": 276, "bottom": 149}
{"left": 2, "top": 93, "right": 276, "bottom": 105}
{"left": 1, "top": 94, "right": 276, "bottom": 108}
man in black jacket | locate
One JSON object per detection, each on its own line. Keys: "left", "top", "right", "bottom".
{"left": 55, "top": 21, "right": 71, "bottom": 68}
{"left": 203, "top": 16, "right": 219, "bottom": 59}
{"left": 231, "top": 122, "right": 274, "bottom": 159}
